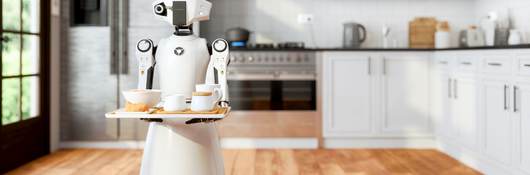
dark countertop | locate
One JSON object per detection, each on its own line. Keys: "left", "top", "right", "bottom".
{"left": 230, "top": 44, "right": 530, "bottom": 52}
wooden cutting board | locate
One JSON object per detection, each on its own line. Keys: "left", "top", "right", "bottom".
{"left": 409, "top": 17, "right": 438, "bottom": 48}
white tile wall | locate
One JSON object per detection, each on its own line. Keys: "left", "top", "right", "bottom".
{"left": 201, "top": 0, "right": 477, "bottom": 48}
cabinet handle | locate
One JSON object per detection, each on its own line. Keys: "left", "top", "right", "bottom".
{"left": 439, "top": 61, "right": 448, "bottom": 65}
{"left": 461, "top": 62, "right": 472, "bottom": 65}
{"left": 448, "top": 78, "right": 452, "bottom": 98}
{"left": 514, "top": 86, "right": 519, "bottom": 112}
{"left": 504, "top": 85, "right": 509, "bottom": 110}
{"left": 121, "top": 0, "right": 130, "bottom": 75}
{"left": 383, "top": 57, "right": 387, "bottom": 75}
{"left": 368, "top": 56, "right": 371, "bottom": 75}
{"left": 524, "top": 64, "right": 530, "bottom": 67}
{"left": 453, "top": 79, "right": 458, "bottom": 99}
{"left": 488, "top": 62, "right": 502, "bottom": 66}
{"left": 111, "top": 51, "right": 119, "bottom": 75}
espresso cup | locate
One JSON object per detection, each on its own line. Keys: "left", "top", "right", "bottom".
{"left": 191, "top": 92, "right": 221, "bottom": 112}
{"left": 196, "top": 84, "right": 222, "bottom": 100}
{"left": 163, "top": 94, "right": 187, "bottom": 112}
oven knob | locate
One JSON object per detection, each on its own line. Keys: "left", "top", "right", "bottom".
{"left": 296, "top": 57, "right": 302, "bottom": 63}
{"left": 230, "top": 56, "right": 236, "bottom": 63}
{"left": 247, "top": 56, "right": 254, "bottom": 62}
{"left": 271, "top": 57, "right": 276, "bottom": 62}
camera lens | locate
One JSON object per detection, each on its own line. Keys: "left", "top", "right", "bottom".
{"left": 154, "top": 3, "right": 167, "bottom": 15}
{"left": 155, "top": 5, "right": 164, "bottom": 13}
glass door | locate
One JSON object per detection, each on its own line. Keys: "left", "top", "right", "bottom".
{"left": 0, "top": 0, "right": 49, "bottom": 173}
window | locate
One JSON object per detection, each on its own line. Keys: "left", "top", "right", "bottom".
{"left": 1, "top": 0, "right": 41, "bottom": 125}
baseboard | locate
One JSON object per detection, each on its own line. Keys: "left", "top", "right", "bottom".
{"left": 60, "top": 141, "right": 145, "bottom": 149}
{"left": 220, "top": 137, "right": 318, "bottom": 149}
{"left": 59, "top": 138, "right": 319, "bottom": 149}
{"left": 323, "top": 138, "right": 436, "bottom": 148}
{"left": 436, "top": 139, "right": 528, "bottom": 175}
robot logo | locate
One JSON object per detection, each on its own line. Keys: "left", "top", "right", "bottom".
{"left": 174, "top": 47, "right": 185, "bottom": 56}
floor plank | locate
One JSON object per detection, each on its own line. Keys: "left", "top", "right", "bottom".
{"left": 7, "top": 149, "right": 482, "bottom": 175}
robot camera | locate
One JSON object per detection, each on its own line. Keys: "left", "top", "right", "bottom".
{"left": 154, "top": 3, "right": 167, "bottom": 16}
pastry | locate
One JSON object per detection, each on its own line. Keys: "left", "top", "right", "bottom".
{"left": 124, "top": 101, "right": 149, "bottom": 112}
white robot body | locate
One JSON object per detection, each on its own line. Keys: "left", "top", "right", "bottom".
{"left": 133, "top": 0, "right": 230, "bottom": 174}
{"left": 156, "top": 35, "right": 210, "bottom": 98}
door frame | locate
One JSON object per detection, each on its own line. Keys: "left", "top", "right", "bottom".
{"left": 0, "top": 0, "right": 51, "bottom": 173}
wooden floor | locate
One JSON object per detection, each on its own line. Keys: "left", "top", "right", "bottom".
{"left": 7, "top": 149, "right": 481, "bottom": 175}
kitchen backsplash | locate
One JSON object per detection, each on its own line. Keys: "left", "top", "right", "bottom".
{"left": 201, "top": 0, "right": 529, "bottom": 48}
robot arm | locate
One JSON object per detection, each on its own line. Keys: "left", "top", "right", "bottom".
{"left": 136, "top": 39, "right": 156, "bottom": 90}
{"left": 205, "top": 39, "right": 230, "bottom": 105}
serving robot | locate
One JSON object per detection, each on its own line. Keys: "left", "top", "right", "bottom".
{"left": 134, "top": 0, "right": 229, "bottom": 174}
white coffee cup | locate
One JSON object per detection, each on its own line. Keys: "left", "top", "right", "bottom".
{"left": 191, "top": 92, "right": 221, "bottom": 112}
{"left": 163, "top": 94, "right": 187, "bottom": 112}
{"left": 196, "top": 84, "right": 222, "bottom": 100}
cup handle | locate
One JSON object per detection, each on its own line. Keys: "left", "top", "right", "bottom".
{"left": 214, "top": 88, "right": 223, "bottom": 101}
{"left": 212, "top": 88, "right": 223, "bottom": 107}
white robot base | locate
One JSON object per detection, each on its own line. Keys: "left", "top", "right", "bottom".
{"left": 105, "top": 110, "right": 229, "bottom": 175}
{"left": 140, "top": 121, "right": 224, "bottom": 175}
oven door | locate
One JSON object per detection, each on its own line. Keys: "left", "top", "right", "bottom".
{"left": 228, "top": 73, "right": 316, "bottom": 111}
{"left": 221, "top": 73, "right": 318, "bottom": 138}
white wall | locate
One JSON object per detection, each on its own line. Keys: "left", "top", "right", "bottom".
{"left": 201, "top": 0, "right": 477, "bottom": 48}
{"left": 474, "top": 0, "right": 530, "bottom": 43}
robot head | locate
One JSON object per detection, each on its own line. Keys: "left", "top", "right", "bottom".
{"left": 152, "top": 0, "right": 212, "bottom": 26}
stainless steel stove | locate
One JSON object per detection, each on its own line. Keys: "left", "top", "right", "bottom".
{"left": 227, "top": 50, "right": 316, "bottom": 111}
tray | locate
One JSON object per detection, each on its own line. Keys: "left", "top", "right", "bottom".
{"left": 105, "top": 107, "right": 230, "bottom": 119}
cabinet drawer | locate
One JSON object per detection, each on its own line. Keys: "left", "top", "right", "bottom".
{"left": 482, "top": 56, "right": 512, "bottom": 74}
{"left": 518, "top": 57, "right": 530, "bottom": 75}
{"left": 456, "top": 56, "right": 478, "bottom": 72}
{"left": 433, "top": 57, "right": 451, "bottom": 70}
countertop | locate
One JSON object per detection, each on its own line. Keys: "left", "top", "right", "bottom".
{"left": 230, "top": 44, "right": 530, "bottom": 52}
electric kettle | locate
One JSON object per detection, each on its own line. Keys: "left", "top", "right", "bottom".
{"left": 343, "top": 22, "right": 367, "bottom": 48}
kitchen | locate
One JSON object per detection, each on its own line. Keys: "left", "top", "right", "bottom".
{"left": 1, "top": 0, "right": 529, "bottom": 174}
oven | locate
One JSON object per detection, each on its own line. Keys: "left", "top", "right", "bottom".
{"left": 218, "top": 50, "right": 319, "bottom": 138}
{"left": 228, "top": 77, "right": 316, "bottom": 111}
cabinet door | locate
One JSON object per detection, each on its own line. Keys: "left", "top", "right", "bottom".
{"left": 323, "top": 53, "right": 373, "bottom": 137}
{"left": 382, "top": 56, "right": 430, "bottom": 134}
{"left": 432, "top": 73, "right": 453, "bottom": 137}
{"left": 483, "top": 80, "right": 513, "bottom": 165}
{"left": 453, "top": 77, "right": 479, "bottom": 149}
{"left": 517, "top": 83, "right": 530, "bottom": 173}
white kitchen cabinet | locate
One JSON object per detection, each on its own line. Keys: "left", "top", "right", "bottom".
{"left": 322, "top": 52, "right": 431, "bottom": 138}
{"left": 431, "top": 72, "right": 453, "bottom": 137}
{"left": 431, "top": 60, "right": 479, "bottom": 148}
{"left": 515, "top": 82, "right": 530, "bottom": 173}
{"left": 381, "top": 56, "right": 431, "bottom": 134}
{"left": 483, "top": 79, "right": 513, "bottom": 165}
{"left": 322, "top": 52, "right": 373, "bottom": 137}
{"left": 452, "top": 76, "right": 479, "bottom": 149}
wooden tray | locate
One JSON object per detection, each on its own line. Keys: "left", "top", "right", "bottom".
{"left": 154, "top": 107, "right": 226, "bottom": 115}
{"left": 105, "top": 107, "right": 230, "bottom": 119}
